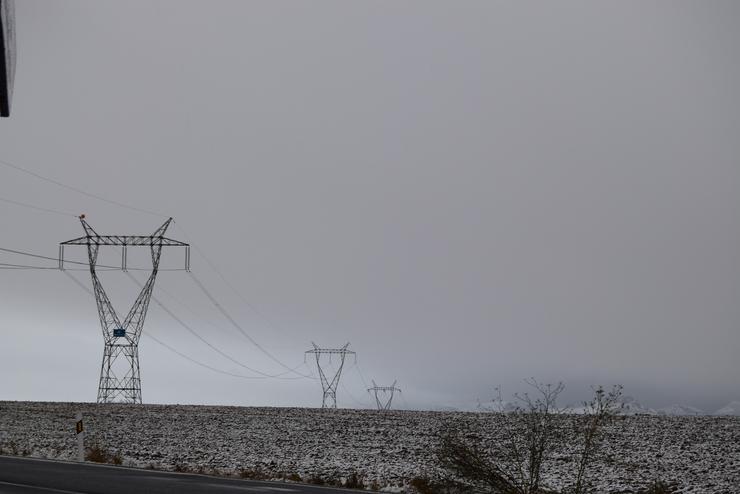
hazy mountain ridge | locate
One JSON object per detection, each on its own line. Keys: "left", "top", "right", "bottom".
{"left": 657, "top": 404, "right": 705, "bottom": 416}
{"left": 714, "top": 400, "right": 740, "bottom": 416}
{"left": 457, "top": 395, "right": 740, "bottom": 417}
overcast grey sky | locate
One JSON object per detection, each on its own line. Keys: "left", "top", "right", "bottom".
{"left": 0, "top": 1, "right": 738, "bottom": 411}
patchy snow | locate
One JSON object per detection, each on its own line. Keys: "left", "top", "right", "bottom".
{"left": 0, "top": 401, "right": 738, "bottom": 493}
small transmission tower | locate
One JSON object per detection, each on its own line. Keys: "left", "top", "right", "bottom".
{"left": 368, "top": 380, "right": 401, "bottom": 411}
{"left": 60, "top": 215, "right": 189, "bottom": 404}
{"left": 305, "top": 342, "right": 356, "bottom": 409}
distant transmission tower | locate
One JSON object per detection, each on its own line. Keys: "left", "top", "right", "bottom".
{"left": 59, "top": 215, "right": 189, "bottom": 404}
{"left": 305, "top": 342, "right": 356, "bottom": 408}
{"left": 368, "top": 380, "right": 401, "bottom": 410}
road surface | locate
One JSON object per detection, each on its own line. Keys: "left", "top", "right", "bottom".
{"left": 0, "top": 456, "right": 357, "bottom": 493}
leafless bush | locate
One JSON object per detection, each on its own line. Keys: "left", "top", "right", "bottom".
{"left": 172, "top": 463, "right": 191, "bottom": 473}
{"left": 638, "top": 480, "right": 681, "bottom": 494}
{"left": 239, "top": 466, "right": 268, "bottom": 480}
{"left": 438, "top": 380, "right": 622, "bottom": 494}
{"left": 284, "top": 473, "right": 302, "bottom": 482}
{"left": 569, "top": 385, "right": 622, "bottom": 494}
{"left": 344, "top": 472, "right": 366, "bottom": 489}
{"left": 409, "top": 476, "right": 468, "bottom": 494}
{"left": 85, "top": 443, "right": 122, "bottom": 465}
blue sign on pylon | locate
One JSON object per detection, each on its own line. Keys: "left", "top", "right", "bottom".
{"left": 113, "top": 328, "right": 125, "bottom": 338}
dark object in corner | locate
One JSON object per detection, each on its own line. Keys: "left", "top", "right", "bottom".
{"left": 0, "top": 0, "right": 16, "bottom": 117}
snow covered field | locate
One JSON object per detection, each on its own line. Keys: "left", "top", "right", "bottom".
{"left": 0, "top": 401, "right": 738, "bottom": 493}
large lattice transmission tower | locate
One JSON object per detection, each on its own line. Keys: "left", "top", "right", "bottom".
{"left": 305, "top": 342, "right": 356, "bottom": 409}
{"left": 368, "top": 380, "right": 401, "bottom": 411}
{"left": 59, "top": 215, "right": 189, "bottom": 404}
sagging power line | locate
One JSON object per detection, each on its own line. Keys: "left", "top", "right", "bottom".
{"left": 63, "top": 269, "right": 305, "bottom": 381}
{"left": 0, "top": 245, "right": 186, "bottom": 271}
{"left": 126, "top": 271, "right": 307, "bottom": 380}
{"left": 0, "top": 158, "right": 167, "bottom": 218}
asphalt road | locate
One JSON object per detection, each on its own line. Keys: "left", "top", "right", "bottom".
{"left": 0, "top": 456, "right": 357, "bottom": 494}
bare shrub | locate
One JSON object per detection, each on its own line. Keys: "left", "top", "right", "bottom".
{"left": 569, "top": 385, "right": 622, "bottom": 494}
{"left": 409, "top": 477, "right": 436, "bottom": 494}
{"left": 308, "top": 474, "right": 326, "bottom": 485}
{"left": 345, "top": 472, "right": 365, "bottom": 489}
{"left": 239, "top": 466, "right": 268, "bottom": 480}
{"left": 410, "top": 475, "right": 474, "bottom": 493}
{"left": 438, "top": 380, "right": 564, "bottom": 493}
{"left": 438, "top": 380, "right": 621, "bottom": 494}
{"left": 638, "top": 480, "right": 681, "bottom": 494}
{"left": 85, "top": 443, "right": 121, "bottom": 465}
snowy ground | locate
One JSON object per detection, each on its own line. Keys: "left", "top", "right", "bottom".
{"left": 0, "top": 401, "right": 738, "bottom": 493}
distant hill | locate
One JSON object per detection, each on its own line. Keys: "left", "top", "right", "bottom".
{"left": 657, "top": 404, "right": 705, "bottom": 416}
{"left": 618, "top": 396, "right": 657, "bottom": 415}
{"left": 441, "top": 397, "right": 739, "bottom": 417}
{"left": 714, "top": 401, "right": 740, "bottom": 416}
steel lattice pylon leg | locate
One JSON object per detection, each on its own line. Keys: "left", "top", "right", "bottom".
{"left": 97, "top": 343, "right": 141, "bottom": 403}
{"left": 60, "top": 216, "right": 189, "bottom": 404}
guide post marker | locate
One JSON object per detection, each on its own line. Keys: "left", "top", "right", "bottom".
{"left": 75, "top": 412, "right": 84, "bottom": 462}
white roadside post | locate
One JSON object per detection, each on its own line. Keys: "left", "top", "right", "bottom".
{"left": 75, "top": 412, "right": 84, "bottom": 462}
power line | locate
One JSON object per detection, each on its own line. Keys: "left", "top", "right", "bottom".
{"left": 126, "top": 271, "right": 306, "bottom": 380}
{"left": 144, "top": 332, "right": 287, "bottom": 380}
{"left": 61, "top": 268, "right": 96, "bottom": 297}
{"left": 342, "top": 381, "right": 370, "bottom": 408}
{"left": 0, "top": 245, "right": 186, "bottom": 271}
{"left": 142, "top": 274, "right": 236, "bottom": 337}
{"left": 0, "top": 195, "right": 78, "bottom": 217}
{"left": 2, "top": 241, "right": 308, "bottom": 381}
{"left": 63, "top": 270, "right": 281, "bottom": 381}
{"left": 0, "top": 262, "right": 58, "bottom": 269}
{"left": 355, "top": 363, "right": 371, "bottom": 390}
{"left": 189, "top": 270, "right": 313, "bottom": 379}
{"left": 0, "top": 266, "right": 53, "bottom": 270}
{"left": 174, "top": 222, "right": 296, "bottom": 349}
{"left": 0, "top": 246, "right": 66, "bottom": 262}
{"left": 400, "top": 392, "right": 411, "bottom": 410}
{"left": 0, "top": 157, "right": 167, "bottom": 218}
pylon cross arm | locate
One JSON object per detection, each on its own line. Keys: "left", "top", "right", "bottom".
{"left": 305, "top": 349, "right": 356, "bottom": 355}
{"left": 61, "top": 236, "right": 188, "bottom": 247}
